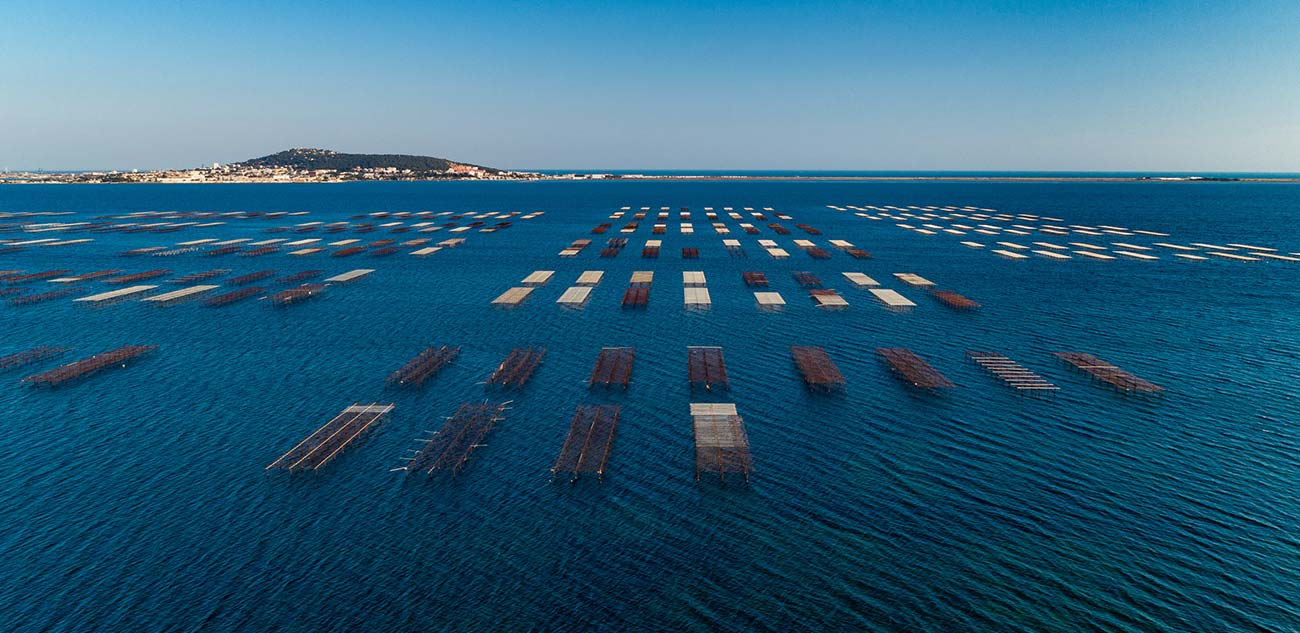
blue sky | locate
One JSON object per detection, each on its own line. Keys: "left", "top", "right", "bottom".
{"left": 2, "top": 1, "right": 1298, "bottom": 171}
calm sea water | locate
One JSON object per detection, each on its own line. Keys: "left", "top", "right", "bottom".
{"left": 1, "top": 181, "right": 1298, "bottom": 632}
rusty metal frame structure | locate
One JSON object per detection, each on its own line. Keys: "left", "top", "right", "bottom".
{"left": 589, "top": 347, "right": 635, "bottom": 388}
{"left": 790, "top": 346, "right": 846, "bottom": 390}
{"left": 1054, "top": 352, "right": 1162, "bottom": 392}
{"left": 968, "top": 351, "right": 1057, "bottom": 393}
{"left": 551, "top": 405, "right": 621, "bottom": 482}
{"left": 387, "top": 345, "right": 461, "bottom": 388}
{"left": 692, "top": 405, "right": 752, "bottom": 485}
{"left": 267, "top": 403, "right": 394, "bottom": 473}
{"left": 930, "top": 289, "right": 981, "bottom": 309}
{"left": 403, "top": 401, "right": 508, "bottom": 477}
{"left": 486, "top": 347, "right": 546, "bottom": 387}
{"left": 22, "top": 345, "right": 157, "bottom": 386}
{"left": 877, "top": 347, "right": 955, "bottom": 388}
{"left": 687, "top": 346, "right": 729, "bottom": 391}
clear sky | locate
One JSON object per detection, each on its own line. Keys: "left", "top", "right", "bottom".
{"left": 3, "top": 1, "right": 1298, "bottom": 171}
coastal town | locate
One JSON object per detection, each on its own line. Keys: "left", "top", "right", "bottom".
{"left": 0, "top": 154, "right": 546, "bottom": 184}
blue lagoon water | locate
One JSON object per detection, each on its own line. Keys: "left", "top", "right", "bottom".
{"left": 1, "top": 181, "right": 1298, "bottom": 631}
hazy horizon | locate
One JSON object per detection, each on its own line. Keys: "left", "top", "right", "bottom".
{"left": 4, "top": 1, "right": 1298, "bottom": 172}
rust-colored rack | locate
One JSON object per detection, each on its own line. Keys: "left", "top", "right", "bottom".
{"left": 931, "top": 289, "right": 981, "bottom": 309}
{"left": 791, "top": 346, "right": 846, "bottom": 390}
{"left": 387, "top": 345, "right": 460, "bottom": 388}
{"left": 692, "top": 403, "right": 752, "bottom": 485}
{"left": 102, "top": 270, "right": 170, "bottom": 284}
{"left": 268, "top": 284, "right": 326, "bottom": 306}
{"left": 486, "top": 347, "right": 546, "bottom": 387}
{"left": 169, "top": 269, "right": 230, "bottom": 283}
{"left": 267, "top": 403, "right": 394, "bottom": 473}
{"left": 551, "top": 405, "right": 621, "bottom": 482}
{"left": 226, "top": 270, "right": 278, "bottom": 286}
{"left": 1054, "top": 352, "right": 1162, "bottom": 392}
{"left": 0, "top": 346, "right": 69, "bottom": 371}
{"left": 621, "top": 286, "right": 649, "bottom": 308}
{"left": 792, "top": 271, "right": 823, "bottom": 288}
{"left": 589, "top": 347, "right": 635, "bottom": 388}
{"left": 742, "top": 272, "right": 768, "bottom": 287}
{"left": 877, "top": 347, "right": 954, "bottom": 388}
{"left": 204, "top": 286, "right": 264, "bottom": 306}
{"left": 403, "top": 401, "right": 507, "bottom": 476}
{"left": 688, "top": 346, "right": 729, "bottom": 391}
{"left": 22, "top": 345, "right": 156, "bottom": 386}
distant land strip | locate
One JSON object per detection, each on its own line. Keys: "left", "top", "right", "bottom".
{"left": 2, "top": 148, "right": 1296, "bottom": 184}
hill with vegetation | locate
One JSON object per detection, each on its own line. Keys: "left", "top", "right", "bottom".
{"left": 232, "top": 148, "right": 497, "bottom": 173}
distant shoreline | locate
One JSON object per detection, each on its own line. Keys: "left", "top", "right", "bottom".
{"left": 3, "top": 175, "right": 1299, "bottom": 184}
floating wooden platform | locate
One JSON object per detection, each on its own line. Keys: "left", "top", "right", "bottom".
{"left": 742, "top": 271, "right": 769, "bottom": 287}
{"left": 557, "top": 286, "right": 593, "bottom": 306}
{"left": 1054, "top": 352, "right": 1162, "bottom": 392}
{"left": 894, "top": 273, "right": 935, "bottom": 287}
{"left": 403, "top": 402, "right": 507, "bottom": 476}
{"left": 754, "top": 291, "right": 785, "bottom": 308}
{"left": 521, "top": 270, "right": 554, "bottom": 286}
{"left": 551, "top": 405, "right": 621, "bottom": 482}
{"left": 267, "top": 403, "right": 394, "bottom": 473}
{"left": 810, "top": 289, "right": 848, "bottom": 308}
{"left": 682, "top": 271, "right": 707, "bottom": 286}
{"left": 0, "top": 346, "right": 69, "bottom": 371}
{"left": 589, "top": 347, "right": 635, "bottom": 388}
{"left": 492, "top": 286, "right": 534, "bottom": 307}
{"left": 22, "top": 345, "right": 156, "bottom": 386}
{"left": 576, "top": 270, "right": 604, "bottom": 286}
{"left": 791, "top": 346, "right": 846, "bottom": 390}
{"left": 387, "top": 345, "right": 460, "bottom": 388}
{"left": 868, "top": 288, "right": 916, "bottom": 308}
{"left": 877, "top": 348, "right": 954, "bottom": 388}
{"left": 75, "top": 285, "right": 157, "bottom": 303}
{"left": 688, "top": 346, "right": 729, "bottom": 391}
{"left": 144, "top": 285, "right": 219, "bottom": 305}
{"left": 967, "top": 352, "right": 1058, "bottom": 392}
{"left": 486, "top": 347, "right": 546, "bottom": 387}
{"left": 684, "top": 286, "right": 712, "bottom": 308}
{"left": 842, "top": 272, "right": 878, "bottom": 288}
{"left": 324, "top": 269, "right": 374, "bottom": 283}
{"left": 692, "top": 403, "right": 752, "bottom": 484}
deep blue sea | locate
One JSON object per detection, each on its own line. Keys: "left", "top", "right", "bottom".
{"left": 1, "top": 181, "right": 1298, "bottom": 632}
